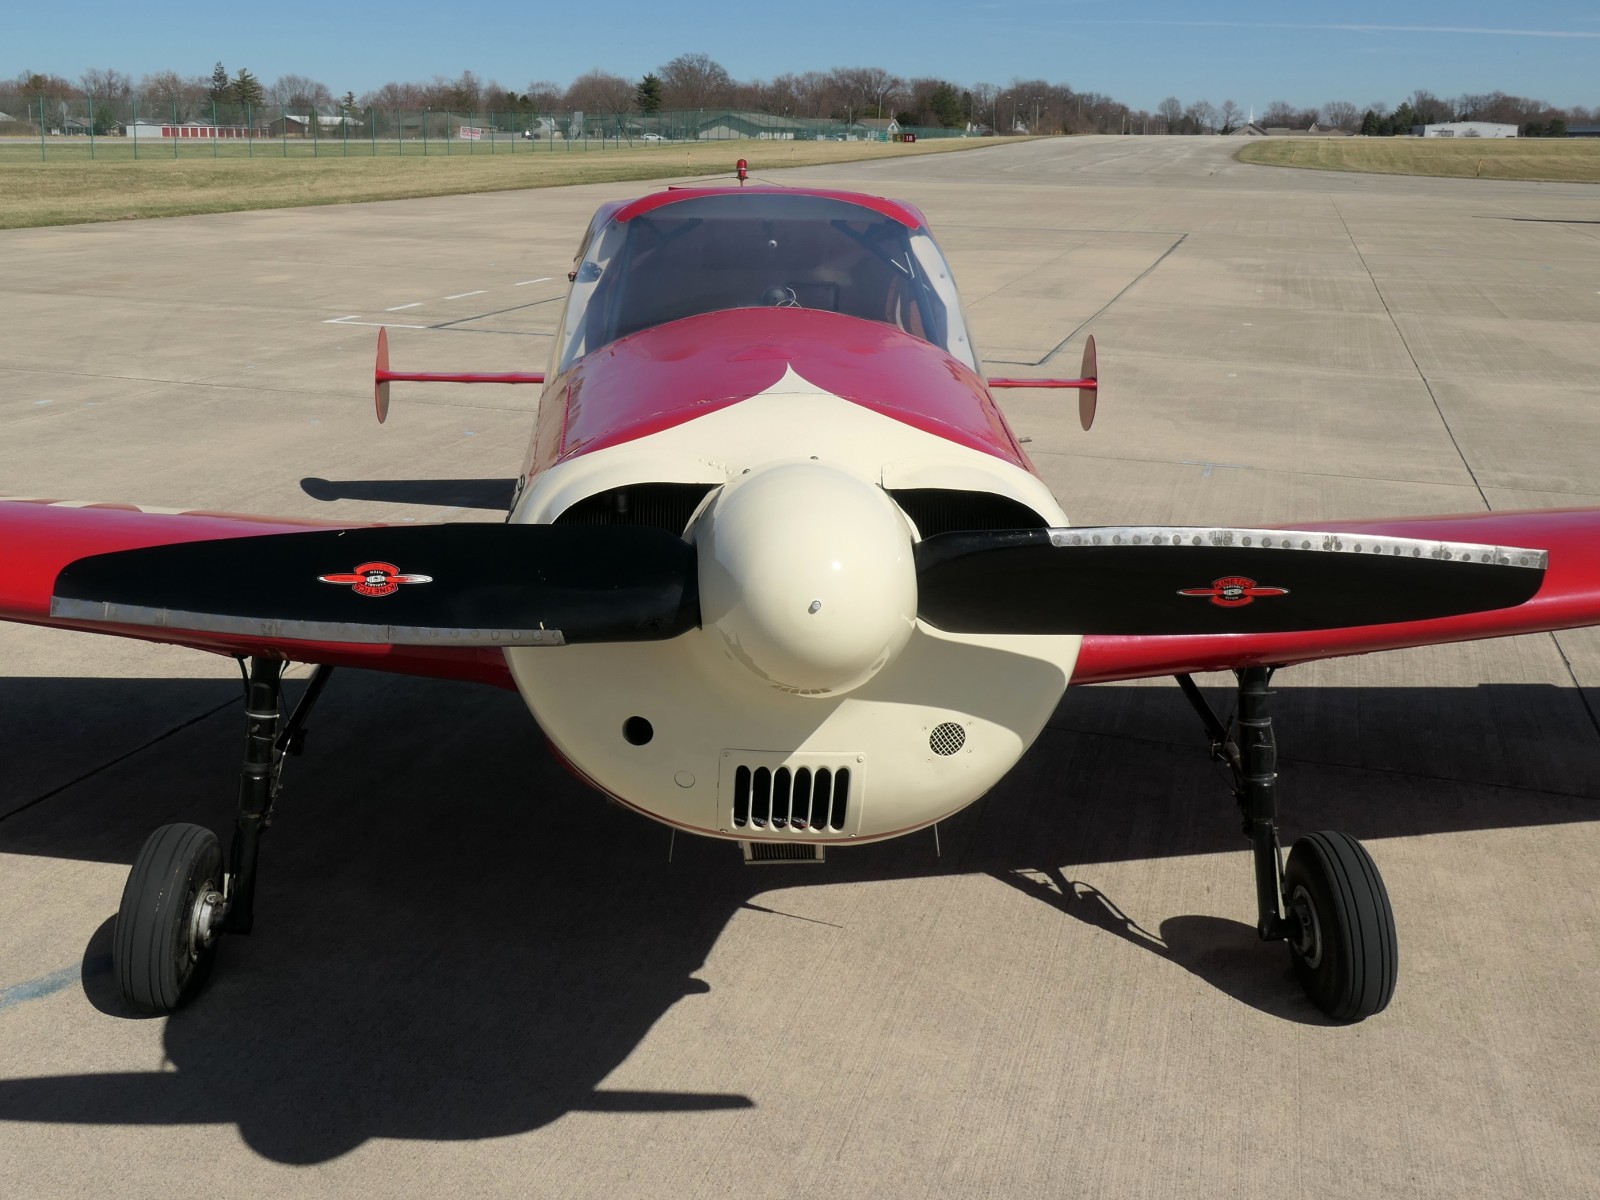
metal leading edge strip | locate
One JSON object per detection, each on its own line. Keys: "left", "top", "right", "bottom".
{"left": 48, "top": 598, "right": 568, "bottom": 647}
{"left": 1045, "top": 527, "right": 1548, "bottom": 570}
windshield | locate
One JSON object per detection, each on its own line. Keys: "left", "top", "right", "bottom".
{"left": 553, "top": 193, "right": 978, "bottom": 374}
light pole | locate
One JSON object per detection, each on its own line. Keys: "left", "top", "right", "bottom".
{"left": 1033, "top": 95, "right": 1040, "bottom": 134}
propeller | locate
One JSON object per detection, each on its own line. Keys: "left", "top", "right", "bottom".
{"left": 50, "top": 518, "right": 1550, "bottom": 650}
{"left": 914, "top": 526, "right": 1547, "bottom": 636}
{"left": 51, "top": 524, "right": 698, "bottom": 646}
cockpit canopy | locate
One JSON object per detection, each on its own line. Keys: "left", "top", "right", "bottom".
{"left": 554, "top": 191, "right": 979, "bottom": 375}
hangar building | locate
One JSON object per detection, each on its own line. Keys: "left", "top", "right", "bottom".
{"left": 1412, "top": 122, "right": 1519, "bottom": 138}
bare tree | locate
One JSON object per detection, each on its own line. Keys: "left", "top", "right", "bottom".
{"left": 1321, "top": 100, "right": 1359, "bottom": 131}
{"left": 427, "top": 70, "right": 483, "bottom": 112}
{"left": 830, "top": 66, "right": 904, "bottom": 119}
{"left": 137, "top": 69, "right": 205, "bottom": 120}
{"left": 362, "top": 81, "right": 425, "bottom": 109}
{"left": 657, "top": 52, "right": 733, "bottom": 109}
{"left": 1261, "top": 100, "right": 1318, "bottom": 128}
{"left": 1218, "top": 99, "right": 1241, "bottom": 132}
{"left": 1185, "top": 99, "right": 1217, "bottom": 133}
{"left": 970, "top": 82, "right": 998, "bottom": 129}
{"left": 1410, "top": 89, "right": 1450, "bottom": 124}
{"left": 563, "top": 69, "right": 634, "bottom": 116}
{"left": 1157, "top": 96, "right": 1183, "bottom": 132}
{"left": 525, "top": 80, "right": 564, "bottom": 113}
{"left": 270, "top": 74, "right": 332, "bottom": 109}
{"left": 80, "top": 68, "right": 132, "bottom": 104}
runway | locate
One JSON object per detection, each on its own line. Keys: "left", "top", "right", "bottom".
{"left": 2, "top": 135, "right": 1597, "bottom": 1197}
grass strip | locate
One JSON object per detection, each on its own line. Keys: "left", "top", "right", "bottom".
{"left": 0, "top": 138, "right": 1021, "bottom": 229}
{"left": 1236, "top": 138, "right": 1600, "bottom": 183}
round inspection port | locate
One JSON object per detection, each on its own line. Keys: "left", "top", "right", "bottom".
{"left": 623, "top": 717, "right": 654, "bottom": 746}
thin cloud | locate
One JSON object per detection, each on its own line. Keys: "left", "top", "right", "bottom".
{"left": 1078, "top": 20, "right": 1600, "bottom": 39}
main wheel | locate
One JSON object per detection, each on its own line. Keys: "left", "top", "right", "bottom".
{"left": 113, "top": 823, "right": 224, "bottom": 1014}
{"left": 1283, "top": 831, "right": 1398, "bottom": 1021}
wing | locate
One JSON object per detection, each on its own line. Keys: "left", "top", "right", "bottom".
{"left": 1067, "top": 508, "right": 1600, "bottom": 684}
{"left": 0, "top": 500, "right": 515, "bottom": 689}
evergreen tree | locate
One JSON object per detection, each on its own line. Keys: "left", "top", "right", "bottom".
{"left": 1547, "top": 118, "right": 1567, "bottom": 138}
{"left": 636, "top": 74, "right": 663, "bottom": 113}
{"left": 231, "top": 68, "right": 264, "bottom": 110}
{"left": 1359, "top": 110, "right": 1379, "bottom": 137}
{"left": 929, "top": 83, "right": 963, "bottom": 128}
{"left": 207, "top": 61, "right": 230, "bottom": 103}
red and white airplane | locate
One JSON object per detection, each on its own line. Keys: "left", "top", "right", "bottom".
{"left": 5, "top": 184, "right": 1598, "bottom": 1023}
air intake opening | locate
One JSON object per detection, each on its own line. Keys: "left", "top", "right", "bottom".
{"left": 554, "top": 483, "right": 716, "bottom": 535}
{"left": 888, "top": 488, "right": 1048, "bottom": 538}
{"left": 724, "top": 754, "right": 859, "bottom": 834}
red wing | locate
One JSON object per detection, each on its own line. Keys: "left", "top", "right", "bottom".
{"left": 0, "top": 501, "right": 514, "bottom": 689}
{"left": 1071, "top": 508, "right": 1600, "bottom": 684}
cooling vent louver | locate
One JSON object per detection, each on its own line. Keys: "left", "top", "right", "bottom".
{"left": 721, "top": 752, "right": 861, "bottom": 836}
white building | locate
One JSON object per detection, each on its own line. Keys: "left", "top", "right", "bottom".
{"left": 1413, "top": 122, "right": 1518, "bottom": 138}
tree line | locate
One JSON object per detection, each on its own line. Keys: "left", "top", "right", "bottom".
{"left": 9, "top": 59, "right": 1595, "bottom": 137}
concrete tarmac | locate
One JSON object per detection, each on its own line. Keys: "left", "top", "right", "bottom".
{"left": 2, "top": 136, "right": 1597, "bottom": 1197}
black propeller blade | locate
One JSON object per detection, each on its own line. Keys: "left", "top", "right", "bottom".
{"left": 914, "top": 527, "right": 1547, "bottom": 636}
{"left": 52, "top": 524, "right": 699, "bottom": 646}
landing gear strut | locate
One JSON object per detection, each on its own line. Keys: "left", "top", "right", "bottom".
{"left": 112, "top": 659, "right": 333, "bottom": 1013}
{"left": 1178, "top": 667, "right": 1398, "bottom": 1021}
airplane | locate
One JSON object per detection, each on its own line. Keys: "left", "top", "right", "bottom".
{"left": 3, "top": 183, "right": 1596, "bottom": 1026}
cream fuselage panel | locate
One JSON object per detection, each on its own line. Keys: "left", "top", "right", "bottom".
{"left": 507, "top": 368, "right": 1080, "bottom": 843}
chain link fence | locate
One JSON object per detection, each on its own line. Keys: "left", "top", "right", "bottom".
{"left": 0, "top": 96, "right": 976, "bottom": 161}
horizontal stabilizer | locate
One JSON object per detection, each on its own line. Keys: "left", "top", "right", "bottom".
{"left": 915, "top": 526, "right": 1547, "bottom": 636}
{"left": 52, "top": 524, "right": 698, "bottom": 646}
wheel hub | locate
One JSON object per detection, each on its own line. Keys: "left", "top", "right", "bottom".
{"left": 186, "top": 885, "right": 224, "bottom": 962}
{"left": 1288, "top": 883, "right": 1323, "bottom": 969}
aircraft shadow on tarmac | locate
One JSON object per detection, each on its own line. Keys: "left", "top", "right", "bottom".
{"left": 299, "top": 476, "right": 518, "bottom": 510}
{"left": 0, "top": 670, "right": 1597, "bottom": 1163}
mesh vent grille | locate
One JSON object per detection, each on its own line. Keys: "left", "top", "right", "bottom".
{"left": 929, "top": 722, "right": 966, "bottom": 756}
{"left": 743, "top": 842, "right": 825, "bottom": 864}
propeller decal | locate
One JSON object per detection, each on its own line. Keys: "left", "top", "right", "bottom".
{"left": 316, "top": 561, "right": 434, "bottom": 597}
{"left": 1177, "top": 576, "right": 1289, "bottom": 608}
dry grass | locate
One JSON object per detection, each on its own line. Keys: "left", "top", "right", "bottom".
{"left": 0, "top": 137, "right": 1019, "bottom": 229}
{"left": 1236, "top": 137, "right": 1600, "bottom": 183}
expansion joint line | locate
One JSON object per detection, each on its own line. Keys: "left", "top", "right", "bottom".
{"left": 990, "top": 233, "right": 1189, "bottom": 368}
{"left": 0, "top": 695, "right": 241, "bottom": 825}
{"left": 1328, "top": 203, "right": 1600, "bottom": 741}
{"left": 1546, "top": 632, "right": 1600, "bottom": 744}
{"left": 1330, "top": 199, "right": 1489, "bottom": 511}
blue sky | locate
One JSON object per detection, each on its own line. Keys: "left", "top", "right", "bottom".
{"left": 7, "top": 0, "right": 1597, "bottom": 111}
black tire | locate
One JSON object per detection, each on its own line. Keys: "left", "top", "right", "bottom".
{"left": 113, "top": 823, "right": 223, "bottom": 1014}
{"left": 1283, "top": 831, "right": 1398, "bottom": 1022}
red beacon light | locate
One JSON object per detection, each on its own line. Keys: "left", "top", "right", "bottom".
{"left": 736, "top": 158, "right": 748, "bottom": 184}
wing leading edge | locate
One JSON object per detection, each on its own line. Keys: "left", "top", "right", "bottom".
{"left": 1069, "top": 508, "right": 1600, "bottom": 684}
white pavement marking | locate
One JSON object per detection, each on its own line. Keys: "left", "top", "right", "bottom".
{"left": 515, "top": 277, "right": 552, "bottom": 286}
{"left": 445, "top": 290, "right": 487, "bottom": 300}
{"left": 323, "top": 316, "right": 427, "bottom": 329}
{"left": 385, "top": 302, "right": 423, "bottom": 311}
